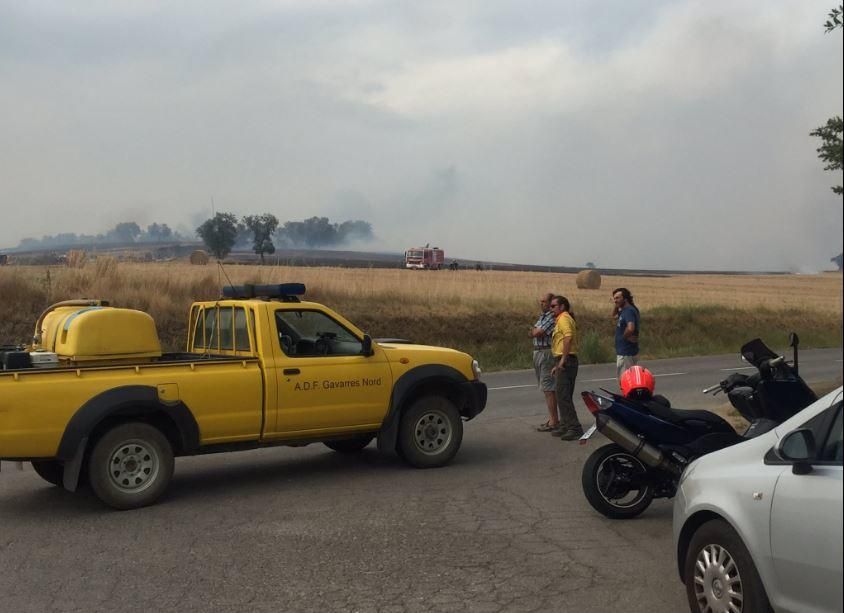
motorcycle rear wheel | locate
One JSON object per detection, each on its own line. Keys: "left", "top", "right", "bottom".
{"left": 582, "top": 443, "right": 654, "bottom": 519}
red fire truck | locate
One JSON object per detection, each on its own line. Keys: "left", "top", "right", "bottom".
{"left": 405, "top": 246, "right": 445, "bottom": 270}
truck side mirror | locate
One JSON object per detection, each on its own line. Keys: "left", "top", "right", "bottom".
{"left": 361, "top": 334, "right": 374, "bottom": 357}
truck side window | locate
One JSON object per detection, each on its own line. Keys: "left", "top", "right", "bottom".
{"left": 234, "top": 308, "right": 250, "bottom": 351}
{"left": 219, "top": 307, "right": 234, "bottom": 350}
{"left": 192, "top": 308, "right": 204, "bottom": 350}
{"left": 275, "top": 310, "right": 362, "bottom": 357}
{"left": 203, "top": 308, "right": 218, "bottom": 351}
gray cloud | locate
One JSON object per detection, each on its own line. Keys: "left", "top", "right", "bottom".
{"left": 0, "top": 0, "right": 841, "bottom": 270}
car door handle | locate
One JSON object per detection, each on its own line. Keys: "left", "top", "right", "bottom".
{"left": 283, "top": 368, "right": 300, "bottom": 375}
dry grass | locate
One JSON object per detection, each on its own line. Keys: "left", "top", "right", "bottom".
{"left": 1, "top": 263, "right": 841, "bottom": 369}
{"left": 187, "top": 265, "right": 839, "bottom": 315}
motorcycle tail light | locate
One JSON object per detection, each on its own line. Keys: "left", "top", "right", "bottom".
{"left": 582, "top": 392, "right": 601, "bottom": 415}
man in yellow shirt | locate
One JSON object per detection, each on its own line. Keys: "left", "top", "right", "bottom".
{"left": 550, "top": 296, "right": 583, "bottom": 441}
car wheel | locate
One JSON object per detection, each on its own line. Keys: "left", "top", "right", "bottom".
{"left": 324, "top": 434, "right": 375, "bottom": 453}
{"left": 581, "top": 444, "right": 654, "bottom": 519}
{"left": 31, "top": 460, "right": 64, "bottom": 487}
{"left": 398, "top": 395, "right": 463, "bottom": 468}
{"left": 88, "top": 422, "right": 174, "bottom": 510}
{"left": 684, "top": 519, "right": 771, "bottom": 613}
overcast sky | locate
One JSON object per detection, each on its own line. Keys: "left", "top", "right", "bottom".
{"left": 1, "top": 0, "right": 842, "bottom": 270}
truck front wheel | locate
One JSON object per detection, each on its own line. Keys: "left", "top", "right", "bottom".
{"left": 88, "top": 422, "right": 174, "bottom": 510}
{"left": 398, "top": 395, "right": 463, "bottom": 468}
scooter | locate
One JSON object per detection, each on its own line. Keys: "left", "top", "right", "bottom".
{"left": 578, "top": 333, "right": 816, "bottom": 519}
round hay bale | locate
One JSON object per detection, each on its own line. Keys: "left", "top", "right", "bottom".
{"left": 190, "top": 250, "right": 209, "bottom": 265}
{"left": 576, "top": 269, "right": 602, "bottom": 290}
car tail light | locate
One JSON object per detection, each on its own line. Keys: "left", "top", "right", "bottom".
{"left": 582, "top": 391, "right": 601, "bottom": 415}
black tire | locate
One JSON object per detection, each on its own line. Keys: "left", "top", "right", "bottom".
{"left": 684, "top": 519, "right": 771, "bottom": 613}
{"left": 31, "top": 460, "right": 64, "bottom": 487}
{"left": 88, "top": 422, "right": 174, "bottom": 510}
{"left": 581, "top": 444, "right": 655, "bottom": 519}
{"left": 324, "top": 434, "right": 375, "bottom": 454}
{"left": 398, "top": 395, "right": 463, "bottom": 468}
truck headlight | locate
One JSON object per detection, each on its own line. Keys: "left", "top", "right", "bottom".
{"left": 472, "top": 359, "right": 482, "bottom": 380}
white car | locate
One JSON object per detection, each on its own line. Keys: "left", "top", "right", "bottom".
{"left": 674, "top": 387, "right": 843, "bottom": 613}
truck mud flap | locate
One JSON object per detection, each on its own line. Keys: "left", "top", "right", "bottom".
{"left": 62, "top": 437, "right": 88, "bottom": 492}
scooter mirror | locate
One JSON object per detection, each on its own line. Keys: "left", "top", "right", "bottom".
{"left": 789, "top": 332, "right": 799, "bottom": 348}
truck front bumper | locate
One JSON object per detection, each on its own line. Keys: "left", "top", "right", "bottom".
{"left": 460, "top": 380, "right": 487, "bottom": 420}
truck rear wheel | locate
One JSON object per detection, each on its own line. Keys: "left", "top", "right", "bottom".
{"left": 31, "top": 460, "right": 64, "bottom": 487}
{"left": 88, "top": 422, "right": 174, "bottom": 510}
{"left": 398, "top": 395, "right": 463, "bottom": 468}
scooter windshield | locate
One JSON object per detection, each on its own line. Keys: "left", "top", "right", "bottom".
{"left": 740, "top": 338, "right": 779, "bottom": 367}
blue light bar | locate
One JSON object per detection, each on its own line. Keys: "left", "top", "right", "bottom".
{"left": 222, "top": 283, "right": 306, "bottom": 299}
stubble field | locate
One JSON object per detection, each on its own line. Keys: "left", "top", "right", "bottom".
{"left": 1, "top": 262, "right": 841, "bottom": 370}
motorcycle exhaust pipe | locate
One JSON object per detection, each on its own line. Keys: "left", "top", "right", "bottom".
{"left": 595, "top": 413, "right": 683, "bottom": 477}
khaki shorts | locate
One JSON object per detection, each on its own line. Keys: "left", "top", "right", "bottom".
{"left": 616, "top": 355, "right": 639, "bottom": 381}
{"left": 533, "top": 349, "right": 555, "bottom": 392}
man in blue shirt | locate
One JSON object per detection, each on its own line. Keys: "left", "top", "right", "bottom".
{"left": 612, "top": 287, "right": 640, "bottom": 383}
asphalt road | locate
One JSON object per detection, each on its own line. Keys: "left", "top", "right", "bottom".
{"left": 1, "top": 349, "right": 841, "bottom": 613}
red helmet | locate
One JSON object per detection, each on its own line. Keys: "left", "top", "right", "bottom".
{"left": 620, "top": 366, "right": 655, "bottom": 399}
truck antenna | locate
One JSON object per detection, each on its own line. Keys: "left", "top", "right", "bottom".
{"left": 216, "top": 260, "right": 236, "bottom": 297}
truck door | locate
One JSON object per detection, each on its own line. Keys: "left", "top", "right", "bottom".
{"left": 266, "top": 307, "right": 392, "bottom": 436}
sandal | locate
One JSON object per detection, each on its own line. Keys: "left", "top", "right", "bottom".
{"left": 536, "top": 422, "right": 557, "bottom": 432}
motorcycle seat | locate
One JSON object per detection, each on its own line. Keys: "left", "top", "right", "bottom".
{"left": 644, "top": 400, "right": 734, "bottom": 431}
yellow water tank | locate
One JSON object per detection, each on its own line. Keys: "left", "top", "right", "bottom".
{"left": 40, "top": 306, "right": 92, "bottom": 351}
{"left": 52, "top": 307, "right": 162, "bottom": 361}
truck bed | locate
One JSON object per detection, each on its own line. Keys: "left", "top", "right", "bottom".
{"left": 0, "top": 353, "right": 264, "bottom": 459}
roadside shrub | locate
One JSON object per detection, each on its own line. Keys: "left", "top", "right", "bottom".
{"left": 95, "top": 256, "right": 118, "bottom": 279}
{"left": 66, "top": 250, "right": 87, "bottom": 268}
{"left": 578, "top": 330, "right": 613, "bottom": 364}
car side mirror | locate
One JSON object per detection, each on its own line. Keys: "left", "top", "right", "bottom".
{"left": 776, "top": 428, "right": 816, "bottom": 475}
{"left": 361, "top": 334, "right": 374, "bottom": 357}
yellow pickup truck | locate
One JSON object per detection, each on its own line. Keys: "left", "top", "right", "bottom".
{"left": 0, "top": 283, "right": 486, "bottom": 510}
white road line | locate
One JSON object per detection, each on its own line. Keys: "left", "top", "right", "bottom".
{"left": 489, "top": 371, "right": 688, "bottom": 390}
{"left": 719, "top": 366, "right": 757, "bottom": 371}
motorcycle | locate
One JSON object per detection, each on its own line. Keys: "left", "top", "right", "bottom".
{"left": 578, "top": 333, "right": 817, "bottom": 519}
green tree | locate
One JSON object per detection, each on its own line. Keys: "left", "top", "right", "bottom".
{"left": 811, "top": 5, "right": 843, "bottom": 196}
{"left": 145, "top": 222, "right": 173, "bottom": 242}
{"left": 823, "top": 4, "right": 843, "bottom": 30}
{"left": 811, "top": 117, "right": 843, "bottom": 196}
{"left": 242, "top": 213, "right": 279, "bottom": 264}
{"left": 196, "top": 212, "right": 238, "bottom": 260}
{"left": 336, "top": 220, "right": 373, "bottom": 242}
{"left": 111, "top": 222, "right": 141, "bottom": 243}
